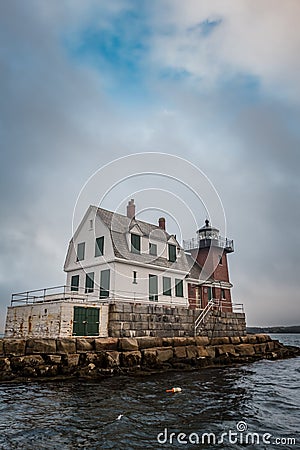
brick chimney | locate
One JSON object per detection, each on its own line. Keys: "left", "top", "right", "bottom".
{"left": 158, "top": 217, "right": 166, "bottom": 230}
{"left": 127, "top": 199, "right": 136, "bottom": 219}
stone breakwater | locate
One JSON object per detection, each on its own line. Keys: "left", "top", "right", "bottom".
{"left": 0, "top": 335, "right": 299, "bottom": 382}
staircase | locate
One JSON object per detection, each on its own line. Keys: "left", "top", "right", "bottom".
{"left": 194, "top": 299, "right": 219, "bottom": 336}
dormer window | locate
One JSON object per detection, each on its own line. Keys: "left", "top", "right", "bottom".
{"left": 168, "top": 244, "right": 177, "bottom": 262}
{"left": 131, "top": 233, "right": 141, "bottom": 254}
{"left": 149, "top": 243, "right": 157, "bottom": 256}
{"left": 76, "top": 242, "right": 85, "bottom": 261}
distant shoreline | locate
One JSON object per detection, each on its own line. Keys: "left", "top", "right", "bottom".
{"left": 247, "top": 326, "right": 300, "bottom": 334}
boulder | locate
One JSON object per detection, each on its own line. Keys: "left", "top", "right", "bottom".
{"left": 118, "top": 338, "right": 138, "bottom": 352}
{"left": 3, "top": 339, "right": 26, "bottom": 356}
{"left": 76, "top": 338, "right": 94, "bottom": 353}
{"left": 11, "top": 355, "right": 44, "bottom": 371}
{"left": 236, "top": 344, "right": 255, "bottom": 356}
{"left": 26, "top": 339, "right": 56, "bottom": 354}
{"left": 0, "top": 357, "right": 12, "bottom": 374}
{"left": 120, "top": 351, "right": 141, "bottom": 367}
{"left": 247, "top": 335, "right": 258, "bottom": 344}
{"left": 267, "top": 341, "right": 276, "bottom": 351}
{"left": 85, "top": 351, "right": 120, "bottom": 368}
{"left": 142, "top": 349, "right": 158, "bottom": 367}
{"left": 173, "top": 337, "right": 195, "bottom": 347}
{"left": 162, "top": 337, "right": 174, "bottom": 347}
{"left": 39, "top": 365, "right": 58, "bottom": 377}
{"left": 215, "top": 344, "right": 236, "bottom": 356}
{"left": 136, "top": 337, "right": 162, "bottom": 349}
{"left": 186, "top": 345, "right": 198, "bottom": 359}
{"left": 47, "top": 355, "right": 62, "bottom": 364}
{"left": 256, "top": 334, "right": 271, "bottom": 343}
{"left": 205, "top": 346, "right": 216, "bottom": 358}
{"left": 173, "top": 346, "right": 187, "bottom": 359}
{"left": 95, "top": 338, "right": 118, "bottom": 352}
{"left": 66, "top": 354, "right": 80, "bottom": 367}
{"left": 105, "top": 351, "right": 120, "bottom": 368}
{"left": 195, "top": 336, "right": 209, "bottom": 347}
{"left": 156, "top": 347, "right": 173, "bottom": 363}
{"left": 56, "top": 338, "right": 76, "bottom": 354}
{"left": 197, "top": 346, "right": 209, "bottom": 358}
{"left": 210, "top": 337, "right": 230, "bottom": 346}
{"left": 253, "top": 343, "right": 267, "bottom": 354}
{"left": 230, "top": 336, "right": 241, "bottom": 345}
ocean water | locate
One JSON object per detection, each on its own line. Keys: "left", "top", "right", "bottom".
{"left": 0, "top": 334, "right": 299, "bottom": 450}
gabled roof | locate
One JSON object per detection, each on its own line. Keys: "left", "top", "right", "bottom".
{"left": 96, "top": 207, "right": 171, "bottom": 239}
{"left": 96, "top": 206, "right": 190, "bottom": 272}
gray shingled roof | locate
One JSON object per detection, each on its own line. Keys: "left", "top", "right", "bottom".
{"left": 96, "top": 207, "right": 191, "bottom": 272}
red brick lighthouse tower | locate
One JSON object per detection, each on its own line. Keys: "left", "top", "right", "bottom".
{"left": 184, "top": 220, "right": 234, "bottom": 311}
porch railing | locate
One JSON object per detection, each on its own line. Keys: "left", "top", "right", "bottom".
{"left": 10, "top": 285, "right": 188, "bottom": 307}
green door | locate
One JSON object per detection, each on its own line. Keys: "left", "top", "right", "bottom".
{"left": 73, "top": 306, "right": 100, "bottom": 336}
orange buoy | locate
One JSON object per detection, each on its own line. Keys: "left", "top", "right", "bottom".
{"left": 166, "top": 387, "right": 182, "bottom": 393}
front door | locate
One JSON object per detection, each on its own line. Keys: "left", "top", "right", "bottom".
{"left": 73, "top": 306, "right": 100, "bottom": 336}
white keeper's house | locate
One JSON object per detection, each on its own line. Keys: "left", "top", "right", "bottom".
{"left": 5, "top": 199, "right": 239, "bottom": 339}
{"left": 64, "top": 199, "right": 190, "bottom": 306}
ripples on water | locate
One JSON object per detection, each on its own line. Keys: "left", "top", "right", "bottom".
{"left": 0, "top": 334, "right": 299, "bottom": 449}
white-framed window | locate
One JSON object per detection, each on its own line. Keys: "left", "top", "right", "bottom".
{"left": 76, "top": 242, "right": 85, "bottom": 261}
{"left": 149, "top": 243, "right": 157, "bottom": 256}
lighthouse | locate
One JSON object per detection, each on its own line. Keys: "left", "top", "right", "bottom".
{"left": 184, "top": 220, "right": 234, "bottom": 311}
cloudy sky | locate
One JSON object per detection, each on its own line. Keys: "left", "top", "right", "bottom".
{"left": 1, "top": 0, "right": 299, "bottom": 331}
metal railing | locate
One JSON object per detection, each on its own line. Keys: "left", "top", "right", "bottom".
{"left": 194, "top": 298, "right": 244, "bottom": 336}
{"left": 11, "top": 285, "right": 189, "bottom": 307}
{"left": 183, "top": 236, "right": 234, "bottom": 252}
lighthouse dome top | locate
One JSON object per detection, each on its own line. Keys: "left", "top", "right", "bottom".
{"left": 197, "top": 219, "right": 220, "bottom": 239}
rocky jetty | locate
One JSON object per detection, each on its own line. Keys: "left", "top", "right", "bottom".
{"left": 0, "top": 334, "right": 299, "bottom": 382}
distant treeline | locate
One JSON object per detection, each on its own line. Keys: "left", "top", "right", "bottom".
{"left": 247, "top": 325, "right": 300, "bottom": 334}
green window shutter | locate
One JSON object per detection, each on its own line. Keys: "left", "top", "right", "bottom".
{"left": 73, "top": 306, "right": 86, "bottom": 336}
{"left": 168, "top": 244, "right": 177, "bottom": 262}
{"left": 95, "top": 236, "right": 104, "bottom": 257}
{"left": 131, "top": 234, "right": 141, "bottom": 254}
{"left": 77, "top": 242, "right": 85, "bottom": 261}
{"left": 85, "top": 272, "right": 94, "bottom": 293}
{"left": 163, "top": 277, "right": 172, "bottom": 296}
{"left": 149, "top": 243, "right": 157, "bottom": 256}
{"left": 71, "top": 275, "right": 79, "bottom": 291}
{"left": 175, "top": 279, "right": 183, "bottom": 297}
{"left": 100, "top": 269, "right": 110, "bottom": 298}
{"left": 73, "top": 306, "right": 100, "bottom": 336}
{"left": 149, "top": 274, "right": 158, "bottom": 301}
{"left": 86, "top": 307, "right": 100, "bottom": 336}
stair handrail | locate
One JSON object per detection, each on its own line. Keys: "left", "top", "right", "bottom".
{"left": 194, "top": 298, "right": 219, "bottom": 336}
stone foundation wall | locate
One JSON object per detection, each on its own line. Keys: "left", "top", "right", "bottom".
{"left": 108, "top": 303, "right": 246, "bottom": 338}
{"left": 1, "top": 335, "right": 298, "bottom": 382}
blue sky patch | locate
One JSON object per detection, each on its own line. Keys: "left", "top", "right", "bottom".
{"left": 63, "top": 7, "right": 152, "bottom": 103}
